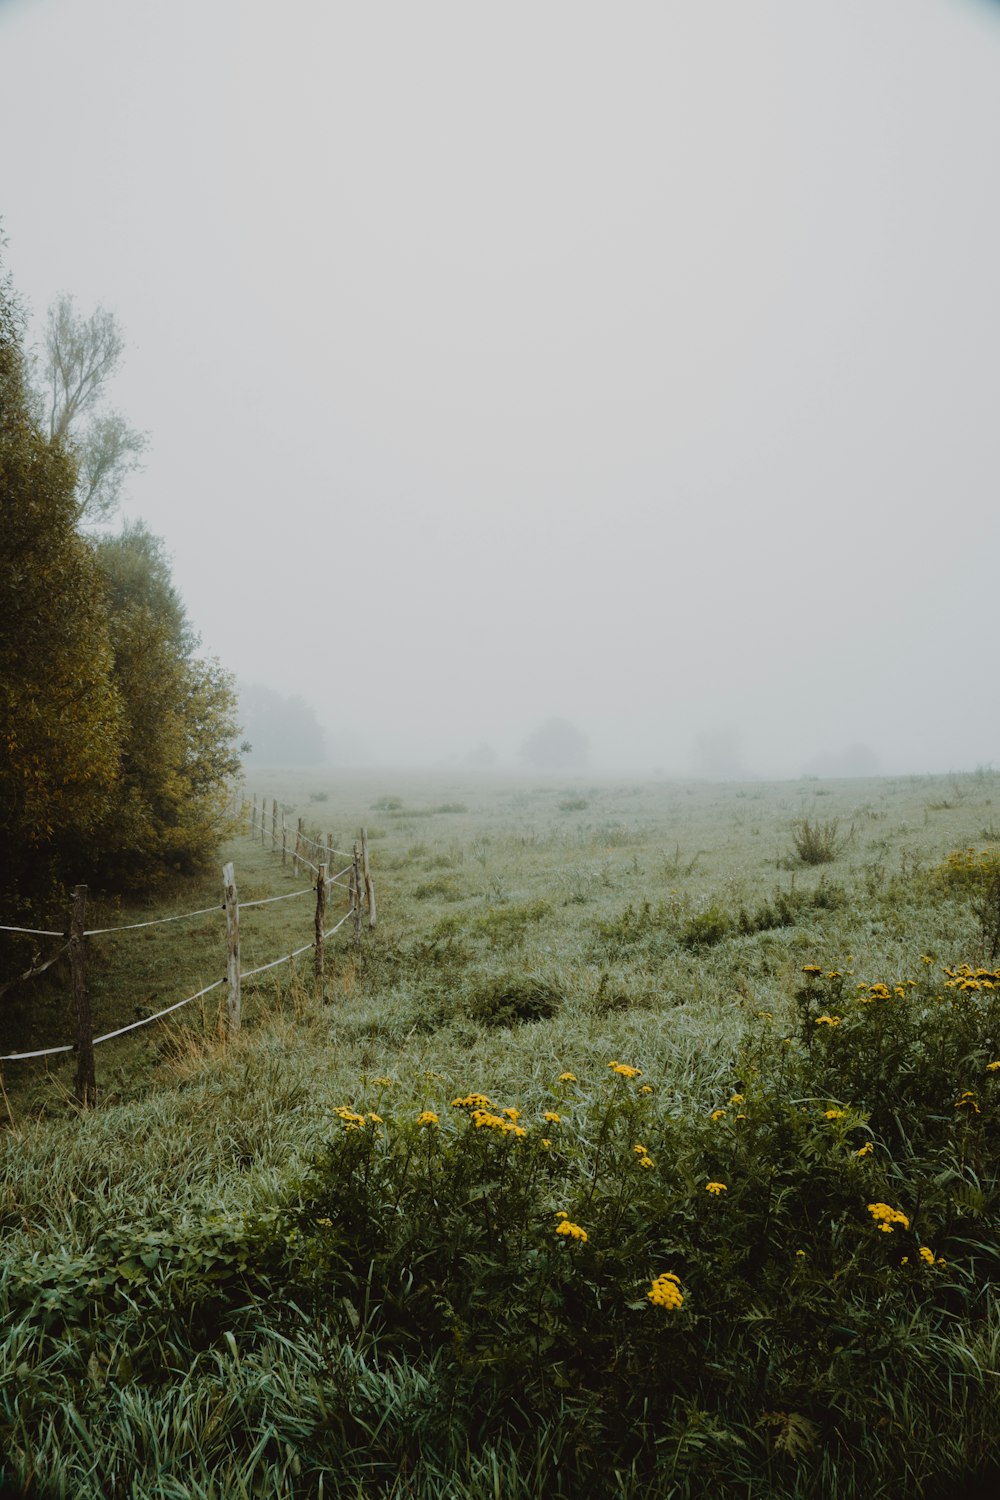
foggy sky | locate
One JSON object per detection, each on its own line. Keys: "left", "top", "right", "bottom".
{"left": 2, "top": 0, "right": 998, "bottom": 776}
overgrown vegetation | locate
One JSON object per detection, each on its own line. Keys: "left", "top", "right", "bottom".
{"left": 3, "top": 770, "right": 1000, "bottom": 1497}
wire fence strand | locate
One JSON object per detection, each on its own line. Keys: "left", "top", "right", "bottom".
{"left": 85, "top": 904, "right": 224, "bottom": 936}
{"left": 0, "top": 924, "right": 65, "bottom": 938}
{"left": 238, "top": 887, "right": 314, "bottom": 909}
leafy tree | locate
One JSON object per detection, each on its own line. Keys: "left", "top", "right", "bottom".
{"left": 0, "top": 264, "right": 122, "bottom": 914}
{"left": 35, "top": 293, "right": 147, "bottom": 524}
{"left": 91, "top": 523, "right": 241, "bottom": 882}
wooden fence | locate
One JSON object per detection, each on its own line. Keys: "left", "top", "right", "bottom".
{"left": 0, "top": 796, "right": 375, "bottom": 1107}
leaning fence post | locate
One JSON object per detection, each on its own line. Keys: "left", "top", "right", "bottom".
{"left": 281, "top": 819, "right": 287, "bottom": 867}
{"left": 70, "top": 884, "right": 96, "bottom": 1108}
{"left": 315, "top": 862, "right": 327, "bottom": 994}
{"left": 352, "top": 840, "right": 363, "bottom": 946}
{"left": 294, "top": 817, "right": 303, "bottom": 877}
{"left": 361, "top": 827, "right": 377, "bottom": 929}
{"left": 271, "top": 798, "right": 278, "bottom": 852}
{"left": 223, "top": 861, "right": 241, "bottom": 1037}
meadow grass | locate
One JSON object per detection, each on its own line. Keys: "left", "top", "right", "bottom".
{"left": 2, "top": 769, "right": 1000, "bottom": 1498}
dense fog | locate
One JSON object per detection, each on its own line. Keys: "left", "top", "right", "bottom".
{"left": 3, "top": 0, "right": 998, "bottom": 776}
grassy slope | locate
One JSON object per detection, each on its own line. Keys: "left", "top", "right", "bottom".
{"left": 2, "top": 769, "right": 999, "bottom": 1498}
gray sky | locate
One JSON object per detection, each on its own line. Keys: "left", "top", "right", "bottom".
{"left": 2, "top": 0, "right": 998, "bottom": 775}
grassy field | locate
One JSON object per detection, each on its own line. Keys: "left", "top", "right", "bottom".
{"left": 2, "top": 768, "right": 1000, "bottom": 1498}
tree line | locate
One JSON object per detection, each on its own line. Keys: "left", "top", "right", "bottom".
{"left": 0, "top": 243, "right": 241, "bottom": 948}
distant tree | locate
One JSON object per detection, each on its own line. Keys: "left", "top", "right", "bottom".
{"left": 35, "top": 294, "right": 147, "bottom": 524}
{"left": 0, "top": 266, "right": 122, "bottom": 914}
{"left": 238, "top": 683, "right": 326, "bottom": 765}
{"left": 465, "top": 741, "right": 497, "bottom": 769}
{"left": 519, "top": 718, "right": 589, "bottom": 771}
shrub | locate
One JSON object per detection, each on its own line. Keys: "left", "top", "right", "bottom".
{"left": 681, "top": 903, "right": 731, "bottom": 948}
{"left": 790, "top": 817, "right": 845, "bottom": 865}
{"left": 467, "top": 973, "right": 563, "bottom": 1027}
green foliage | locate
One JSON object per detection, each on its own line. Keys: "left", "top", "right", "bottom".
{"left": 681, "top": 903, "right": 732, "bottom": 949}
{"left": 88, "top": 522, "right": 240, "bottom": 884}
{"left": 467, "top": 972, "right": 563, "bottom": 1027}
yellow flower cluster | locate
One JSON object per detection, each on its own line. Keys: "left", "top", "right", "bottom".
{"left": 705, "top": 1181, "right": 727, "bottom": 1195}
{"left": 801, "top": 965, "right": 823, "bottom": 976}
{"left": 987, "top": 1062, "right": 1000, "bottom": 1073}
{"left": 544, "top": 1111, "right": 561, "bottom": 1124}
{"left": 944, "top": 964, "right": 1000, "bottom": 993}
{"left": 334, "top": 1107, "right": 367, "bottom": 1131}
{"left": 372, "top": 1076, "right": 393, "bottom": 1088}
{"left": 554, "top": 1212, "right": 588, "bottom": 1242}
{"left": 867, "top": 1202, "right": 910, "bottom": 1233}
{"left": 558, "top": 1072, "right": 577, "bottom": 1083}
{"left": 855, "top": 1141, "right": 874, "bottom": 1158}
{"left": 633, "top": 1143, "right": 654, "bottom": 1169}
{"left": 824, "top": 1109, "right": 846, "bottom": 1120}
{"left": 954, "top": 1090, "right": 980, "bottom": 1114}
{"left": 647, "top": 1272, "right": 683, "bottom": 1309}
{"left": 416, "top": 1111, "right": 440, "bottom": 1127}
{"left": 608, "top": 1061, "right": 642, "bottom": 1079}
{"left": 710, "top": 1108, "right": 726, "bottom": 1122}
{"left": 471, "top": 1109, "right": 527, "bottom": 1138}
{"left": 815, "top": 1015, "right": 841, "bottom": 1027}
{"left": 451, "top": 1092, "right": 494, "bottom": 1111}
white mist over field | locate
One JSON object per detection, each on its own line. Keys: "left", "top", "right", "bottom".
{"left": 2, "top": 0, "right": 998, "bottom": 776}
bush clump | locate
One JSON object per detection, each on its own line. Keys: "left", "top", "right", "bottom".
{"left": 467, "top": 973, "right": 563, "bottom": 1027}
{"left": 790, "top": 817, "right": 845, "bottom": 865}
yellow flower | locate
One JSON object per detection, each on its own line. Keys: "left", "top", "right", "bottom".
{"left": 710, "top": 1109, "right": 726, "bottom": 1122}
{"left": 855, "top": 1142, "right": 874, "bottom": 1158}
{"left": 368, "top": 1113, "right": 384, "bottom": 1124}
{"left": 315, "top": 1217, "right": 333, "bottom": 1228}
{"left": 647, "top": 1272, "right": 684, "bottom": 1309}
{"left": 608, "top": 1061, "right": 642, "bottom": 1079}
{"left": 795, "top": 1250, "right": 806, "bottom": 1258}
{"left": 541, "top": 1138, "right": 552, "bottom": 1149}
{"left": 986, "top": 1062, "right": 1000, "bottom": 1073}
{"left": 954, "top": 1091, "right": 981, "bottom": 1113}
{"left": 555, "top": 1218, "right": 588, "bottom": 1243}
{"left": 372, "top": 1076, "right": 393, "bottom": 1087}
{"left": 558, "top": 1072, "right": 577, "bottom": 1083}
{"left": 729, "top": 1093, "right": 745, "bottom": 1106}
{"left": 640, "top": 1085, "right": 653, "bottom": 1095}
{"left": 918, "top": 1246, "right": 935, "bottom": 1265}
{"left": 544, "top": 1112, "right": 561, "bottom": 1124}
{"left": 633, "top": 1143, "right": 648, "bottom": 1155}
{"left": 824, "top": 1109, "right": 846, "bottom": 1120}
{"left": 637, "top": 1155, "right": 654, "bottom": 1169}
{"left": 867, "top": 1202, "right": 910, "bottom": 1232}
{"left": 503, "top": 1108, "right": 520, "bottom": 1121}
{"left": 801, "top": 965, "right": 823, "bottom": 975}
{"left": 815, "top": 1015, "right": 842, "bottom": 1027}
{"left": 416, "top": 1111, "right": 439, "bottom": 1127}
{"left": 451, "top": 1093, "right": 493, "bottom": 1111}
{"left": 705, "top": 1181, "right": 728, "bottom": 1195}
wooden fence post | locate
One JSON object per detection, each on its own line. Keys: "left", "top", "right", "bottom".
{"left": 251, "top": 794, "right": 257, "bottom": 837}
{"left": 271, "top": 798, "right": 278, "bottom": 852}
{"left": 223, "top": 861, "right": 241, "bottom": 1037}
{"left": 327, "top": 834, "right": 335, "bottom": 875}
{"left": 361, "top": 827, "right": 377, "bottom": 929}
{"left": 315, "top": 863, "right": 327, "bottom": 994}
{"left": 294, "top": 818, "right": 303, "bottom": 877}
{"left": 261, "top": 797, "right": 267, "bottom": 846}
{"left": 281, "top": 819, "right": 287, "bottom": 867}
{"left": 352, "top": 840, "right": 363, "bottom": 946}
{"left": 70, "top": 884, "right": 96, "bottom": 1108}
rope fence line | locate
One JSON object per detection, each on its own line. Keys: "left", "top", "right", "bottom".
{"left": 0, "top": 924, "right": 65, "bottom": 938}
{"left": 0, "top": 796, "right": 376, "bottom": 1104}
{"left": 0, "top": 945, "right": 68, "bottom": 1001}
{"left": 84, "top": 903, "right": 225, "bottom": 936}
